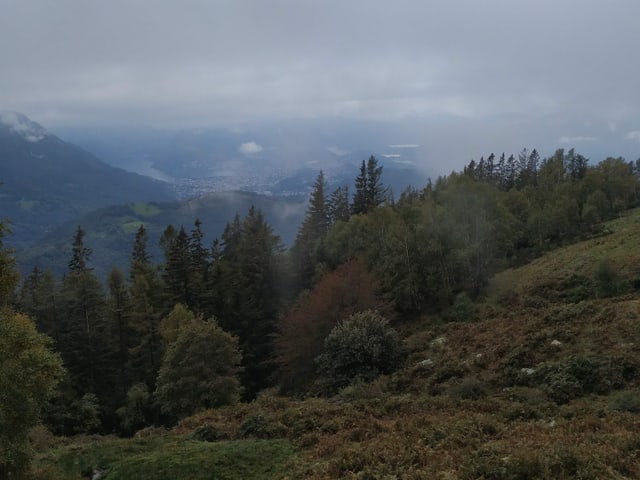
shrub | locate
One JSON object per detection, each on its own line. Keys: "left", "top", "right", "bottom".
{"left": 116, "top": 383, "right": 152, "bottom": 435}
{"left": 316, "top": 310, "right": 404, "bottom": 394}
{"left": 446, "top": 292, "right": 476, "bottom": 322}
{"left": 536, "top": 356, "right": 623, "bottom": 404}
{"left": 608, "top": 390, "right": 640, "bottom": 414}
{"left": 448, "top": 377, "right": 489, "bottom": 400}
{"left": 594, "top": 257, "right": 621, "bottom": 298}
{"left": 240, "top": 415, "right": 287, "bottom": 439}
{"left": 543, "top": 301, "right": 595, "bottom": 325}
{"left": 191, "top": 424, "right": 228, "bottom": 442}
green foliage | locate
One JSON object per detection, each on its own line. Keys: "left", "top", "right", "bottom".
{"left": 37, "top": 437, "right": 296, "bottom": 480}
{"left": 240, "top": 415, "right": 287, "bottom": 439}
{"left": 191, "top": 424, "right": 228, "bottom": 442}
{"left": 594, "top": 257, "right": 621, "bottom": 298}
{"left": 117, "top": 383, "right": 153, "bottom": 435}
{"left": 128, "top": 243, "right": 164, "bottom": 391}
{"left": 448, "top": 377, "right": 489, "bottom": 400}
{"left": 290, "top": 170, "right": 330, "bottom": 292}
{"left": 543, "top": 301, "right": 596, "bottom": 325}
{"left": 0, "top": 308, "right": 63, "bottom": 477}
{"left": 608, "top": 389, "right": 640, "bottom": 414}
{"left": 158, "top": 303, "right": 198, "bottom": 344}
{"left": 210, "top": 206, "right": 284, "bottom": 399}
{"left": 316, "top": 310, "right": 404, "bottom": 393}
{"left": 155, "top": 319, "right": 242, "bottom": 419}
{"left": 0, "top": 222, "right": 18, "bottom": 305}
{"left": 351, "top": 155, "right": 386, "bottom": 215}
{"left": 131, "top": 202, "right": 162, "bottom": 217}
{"left": 536, "top": 356, "right": 623, "bottom": 404}
{"left": 446, "top": 292, "right": 477, "bottom": 322}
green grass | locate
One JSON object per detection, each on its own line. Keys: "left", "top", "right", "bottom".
{"left": 486, "top": 207, "right": 640, "bottom": 303}
{"left": 35, "top": 436, "right": 296, "bottom": 480}
{"left": 19, "top": 198, "right": 41, "bottom": 211}
{"left": 131, "top": 202, "right": 162, "bottom": 218}
{"left": 121, "top": 220, "right": 144, "bottom": 235}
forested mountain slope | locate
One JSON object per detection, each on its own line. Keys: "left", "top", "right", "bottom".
{"left": 0, "top": 112, "right": 173, "bottom": 249}
{"left": 31, "top": 206, "right": 640, "bottom": 479}
{"left": 17, "top": 190, "right": 306, "bottom": 279}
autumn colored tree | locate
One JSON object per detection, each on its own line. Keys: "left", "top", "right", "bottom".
{"left": 275, "top": 258, "right": 388, "bottom": 393}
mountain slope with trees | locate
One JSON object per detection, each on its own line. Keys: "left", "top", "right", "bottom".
{"left": 4, "top": 145, "right": 640, "bottom": 478}
{"left": 31, "top": 201, "right": 640, "bottom": 480}
{"left": 16, "top": 191, "right": 307, "bottom": 280}
{"left": 0, "top": 112, "right": 173, "bottom": 250}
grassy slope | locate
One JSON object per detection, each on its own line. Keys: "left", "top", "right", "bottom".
{"left": 33, "top": 209, "right": 640, "bottom": 479}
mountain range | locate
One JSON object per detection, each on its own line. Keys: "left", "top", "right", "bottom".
{"left": 0, "top": 112, "right": 172, "bottom": 249}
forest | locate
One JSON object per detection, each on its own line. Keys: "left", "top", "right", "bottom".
{"left": 3, "top": 147, "right": 640, "bottom": 477}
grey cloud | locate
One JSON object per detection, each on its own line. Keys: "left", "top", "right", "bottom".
{"left": 1, "top": 0, "right": 640, "bottom": 167}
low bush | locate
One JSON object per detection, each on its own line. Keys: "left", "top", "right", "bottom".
{"left": 608, "top": 390, "right": 640, "bottom": 414}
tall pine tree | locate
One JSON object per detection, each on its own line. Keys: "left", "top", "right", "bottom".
{"left": 290, "top": 171, "right": 330, "bottom": 291}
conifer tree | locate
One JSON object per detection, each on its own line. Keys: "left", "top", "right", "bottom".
{"left": 18, "top": 267, "right": 62, "bottom": 342}
{"left": 213, "top": 207, "right": 283, "bottom": 398}
{"left": 352, "top": 155, "right": 385, "bottom": 214}
{"left": 328, "top": 185, "right": 350, "bottom": 224}
{"left": 128, "top": 228, "right": 164, "bottom": 391}
{"left": 0, "top": 222, "right": 18, "bottom": 305}
{"left": 107, "top": 267, "right": 132, "bottom": 400}
{"left": 131, "top": 224, "right": 150, "bottom": 268}
{"left": 291, "top": 171, "right": 330, "bottom": 291}
{"left": 68, "top": 226, "right": 93, "bottom": 272}
{"left": 59, "top": 229, "right": 119, "bottom": 427}
{"left": 163, "top": 226, "right": 192, "bottom": 308}
{"left": 189, "top": 218, "right": 210, "bottom": 311}
{"left": 352, "top": 160, "right": 369, "bottom": 215}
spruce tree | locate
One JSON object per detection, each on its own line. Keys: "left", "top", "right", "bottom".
{"left": 213, "top": 207, "right": 283, "bottom": 399}
{"left": 291, "top": 171, "right": 330, "bottom": 291}
{"left": 131, "top": 224, "right": 150, "bottom": 269}
{"left": 59, "top": 229, "right": 119, "bottom": 428}
{"left": 352, "top": 155, "right": 385, "bottom": 214}
{"left": 68, "top": 226, "right": 93, "bottom": 272}
{"left": 189, "top": 218, "right": 210, "bottom": 311}
{"left": 107, "top": 267, "right": 132, "bottom": 400}
{"left": 128, "top": 229, "right": 164, "bottom": 391}
{"left": 163, "top": 226, "right": 191, "bottom": 308}
{"left": 328, "top": 185, "right": 350, "bottom": 224}
{"left": 351, "top": 160, "right": 369, "bottom": 215}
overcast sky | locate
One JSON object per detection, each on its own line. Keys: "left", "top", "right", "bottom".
{"left": 2, "top": 0, "right": 640, "bottom": 168}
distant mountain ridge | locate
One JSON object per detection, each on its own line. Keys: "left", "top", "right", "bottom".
{"left": 0, "top": 112, "right": 173, "bottom": 249}
{"left": 56, "top": 119, "right": 434, "bottom": 198}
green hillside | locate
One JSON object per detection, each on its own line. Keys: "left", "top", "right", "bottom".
{"left": 17, "top": 191, "right": 307, "bottom": 279}
{"left": 0, "top": 115, "right": 173, "bottom": 250}
{"left": 31, "top": 208, "right": 640, "bottom": 479}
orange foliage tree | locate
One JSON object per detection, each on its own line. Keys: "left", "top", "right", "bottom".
{"left": 274, "top": 257, "right": 389, "bottom": 394}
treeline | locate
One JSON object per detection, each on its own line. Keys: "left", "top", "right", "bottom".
{"left": 11, "top": 148, "right": 640, "bottom": 435}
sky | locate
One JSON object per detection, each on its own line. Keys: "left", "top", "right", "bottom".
{"left": 2, "top": 0, "right": 640, "bottom": 170}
